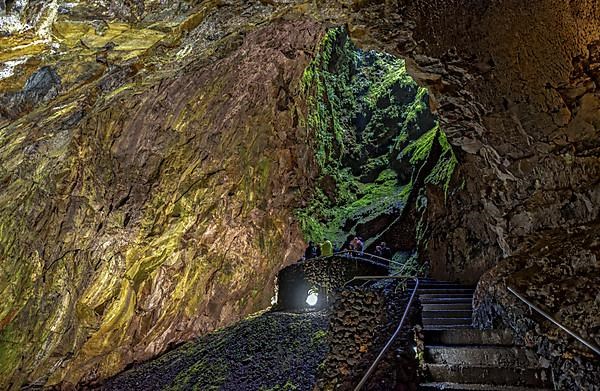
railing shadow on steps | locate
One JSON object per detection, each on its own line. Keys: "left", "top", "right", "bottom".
{"left": 342, "top": 273, "right": 421, "bottom": 391}
{"left": 507, "top": 285, "right": 600, "bottom": 357}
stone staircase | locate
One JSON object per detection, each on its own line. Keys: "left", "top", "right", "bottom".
{"left": 410, "top": 279, "right": 553, "bottom": 391}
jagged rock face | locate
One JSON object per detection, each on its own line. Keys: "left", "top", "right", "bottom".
{"left": 399, "top": 0, "right": 600, "bottom": 281}
{"left": 1, "top": 0, "right": 599, "bottom": 388}
{"left": 0, "top": 3, "right": 324, "bottom": 387}
{"left": 473, "top": 224, "right": 600, "bottom": 390}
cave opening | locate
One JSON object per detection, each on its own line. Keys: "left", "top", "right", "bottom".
{"left": 296, "top": 26, "right": 457, "bottom": 272}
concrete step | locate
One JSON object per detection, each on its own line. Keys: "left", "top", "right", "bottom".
{"left": 418, "top": 289, "right": 475, "bottom": 295}
{"left": 423, "top": 318, "right": 473, "bottom": 327}
{"left": 423, "top": 325, "right": 474, "bottom": 330}
{"left": 422, "top": 303, "right": 472, "bottom": 311}
{"left": 409, "top": 282, "right": 475, "bottom": 289}
{"left": 424, "top": 329, "right": 514, "bottom": 346}
{"left": 420, "top": 294, "right": 473, "bottom": 300}
{"left": 423, "top": 310, "right": 473, "bottom": 319}
{"left": 420, "top": 297, "right": 473, "bottom": 305}
{"left": 426, "top": 365, "right": 552, "bottom": 388}
{"left": 409, "top": 279, "right": 455, "bottom": 283}
{"left": 425, "top": 345, "right": 538, "bottom": 367}
{"left": 410, "top": 280, "right": 469, "bottom": 284}
{"left": 418, "top": 382, "right": 552, "bottom": 391}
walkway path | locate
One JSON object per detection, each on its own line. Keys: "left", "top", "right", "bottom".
{"left": 412, "top": 279, "right": 554, "bottom": 391}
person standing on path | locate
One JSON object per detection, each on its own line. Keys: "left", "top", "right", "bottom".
{"left": 320, "top": 239, "right": 333, "bottom": 257}
{"left": 355, "top": 236, "right": 364, "bottom": 256}
{"left": 304, "top": 241, "right": 320, "bottom": 259}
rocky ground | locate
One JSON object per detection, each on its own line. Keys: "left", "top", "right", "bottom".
{"left": 99, "top": 310, "right": 329, "bottom": 391}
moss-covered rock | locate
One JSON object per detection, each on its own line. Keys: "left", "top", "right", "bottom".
{"left": 102, "top": 311, "right": 329, "bottom": 391}
{"left": 297, "top": 27, "right": 457, "bottom": 251}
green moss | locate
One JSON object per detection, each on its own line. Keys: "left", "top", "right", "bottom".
{"left": 167, "top": 359, "right": 228, "bottom": 391}
{"left": 297, "top": 25, "right": 459, "bottom": 263}
{"left": 301, "top": 27, "right": 357, "bottom": 168}
{"left": 259, "top": 380, "right": 299, "bottom": 391}
{"left": 399, "top": 123, "right": 438, "bottom": 165}
{"left": 365, "top": 55, "right": 413, "bottom": 109}
{"left": 425, "top": 130, "right": 458, "bottom": 198}
{"left": 312, "top": 329, "right": 328, "bottom": 345}
{"left": 298, "top": 27, "right": 417, "bottom": 244}
{"left": 106, "top": 311, "right": 328, "bottom": 390}
{"left": 0, "top": 325, "right": 22, "bottom": 381}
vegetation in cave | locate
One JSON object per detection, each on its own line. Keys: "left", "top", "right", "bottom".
{"left": 1, "top": 0, "right": 599, "bottom": 390}
{"left": 296, "top": 26, "right": 457, "bottom": 253}
{"left": 102, "top": 311, "right": 328, "bottom": 391}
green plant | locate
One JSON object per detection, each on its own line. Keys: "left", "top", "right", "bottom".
{"left": 297, "top": 26, "right": 458, "bottom": 252}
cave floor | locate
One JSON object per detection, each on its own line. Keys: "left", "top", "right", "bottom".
{"left": 99, "top": 311, "right": 328, "bottom": 391}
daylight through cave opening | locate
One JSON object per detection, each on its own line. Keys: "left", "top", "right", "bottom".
{"left": 296, "top": 26, "right": 457, "bottom": 269}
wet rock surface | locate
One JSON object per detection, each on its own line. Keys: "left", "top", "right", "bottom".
{"left": 0, "top": 66, "right": 61, "bottom": 119}
{"left": 1, "top": 0, "right": 599, "bottom": 388}
{"left": 0, "top": 9, "right": 324, "bottom": 388}
{"left": 406, "top": 2, "right": 600, "bottom": 283}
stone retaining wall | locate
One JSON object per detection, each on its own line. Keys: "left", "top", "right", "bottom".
{"left": 316, "top": 282, "right": 419, "bottom": 390}
{"left": 474, "top": 226, "right": 600, "bottom": 390}
{"left": 275, "top": 256, "right": 388, "bottom": 311}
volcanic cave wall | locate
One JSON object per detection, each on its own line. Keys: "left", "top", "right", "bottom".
{"left": 0, "top": 9, "right": 325, "bottom": 388}
{"left": 1, "top": 0, "right": 599, "bottom": 388}
{"left": 396, "top": 0, "right": 600, "bottom": 281}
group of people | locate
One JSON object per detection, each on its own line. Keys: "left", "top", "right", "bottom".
{"left": 340, "top": 236, "right": 365, "bottom": 256}
{"left": 302, "top": 235, "right": 392, "bottom": 262}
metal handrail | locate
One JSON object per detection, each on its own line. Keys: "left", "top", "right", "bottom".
{"left": 360, "top": 251, "right": 397, "bottom": 265}
{"left": 344, "top": 258, "right": 412, "bottom": 288}
{"left": 352, "top": 276, "right": 420, "bottom": 391}
{"left": 299, "top": 250, "right": 402, "bottom": 269}
{"left": 508, "top": 286, "right": 600, "bottom": 356}
{"left": 344, "top": 273, "right": 411, "bottom": 287}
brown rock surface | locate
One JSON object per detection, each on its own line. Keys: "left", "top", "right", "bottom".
{"left": 1, "top": 0, "right": 599, "bottom": 388}
{"left": 474, "top": 223, "right": 600, "bottom": 389}
{"left": 0, "top": 5, "right": 324, "bottom": 388}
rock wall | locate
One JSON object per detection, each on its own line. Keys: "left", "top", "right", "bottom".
{"left": 316, "top": 284, "right": 418, "bottom": 391}
{"left": 276, "top": 256, "right": 388, "bottom": 311}
{"left": 399, "top": 0, "right": 600, "bottom": 282}
{"left": 298, "top": 0, "right": 600, "bottom": 282}
{"left": 1, "top": 0, "right": 599, "bottom": 387}
{"left": 473, "top": 223, "right": 600, "bottom": 390}
{"left": 0, "top": 4, "right": 325, "bottom": 387}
